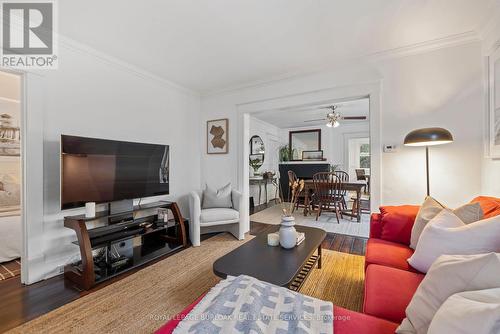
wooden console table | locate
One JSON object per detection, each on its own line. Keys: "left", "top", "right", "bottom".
{"left": 64, "top": 201, "right": 187, "bottom": 290}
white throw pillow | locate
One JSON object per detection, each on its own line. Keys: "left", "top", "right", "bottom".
{"left": 396, "top": 253, "right": 500, "bottom": 334}
{"left": 427, "top": 288, "right": 500, "bottom": 334}
{"left": 410, "top": 196, "right": 483, "bottom": 249}
{"left": 407, "top": 209, "right": 500, "bottom": 273}
{"left": 202, "top": 183, "right": 233, "bottom": 209}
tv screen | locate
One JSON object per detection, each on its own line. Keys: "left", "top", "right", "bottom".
{"left": 61, "top": 135, "right": 169, "bottom": 210}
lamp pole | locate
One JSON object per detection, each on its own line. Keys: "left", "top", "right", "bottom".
{"left": 425, "top": 146, "right": 430, "bottom": 196}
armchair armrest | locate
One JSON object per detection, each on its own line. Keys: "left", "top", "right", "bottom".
{"left": 231, "top": 190, "right": 243, "bottom": 214}
{"left": 188, "top": 191, "right": 202, "bottom": 246}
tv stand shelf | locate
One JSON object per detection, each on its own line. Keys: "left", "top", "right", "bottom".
{"left": 64, "top": 201, "right": 187, "bottom": 290}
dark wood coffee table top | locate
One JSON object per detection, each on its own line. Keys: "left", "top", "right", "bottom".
{"left": 213, "top": 225, "right": 326, "bottom": 287}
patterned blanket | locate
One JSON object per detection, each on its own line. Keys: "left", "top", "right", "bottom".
{"left": 173, "top": 275, "right": 333, "bottom": 334}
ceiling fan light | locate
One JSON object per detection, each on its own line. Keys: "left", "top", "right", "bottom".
{"left": 333, "top": 120, "right": 340, "bottom": 128}
{"left": 326, "top": 121, "right": 333, "bottom": 127}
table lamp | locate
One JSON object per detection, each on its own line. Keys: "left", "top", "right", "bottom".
{"left": 404, "top": 127, "right": 453, "bottom": 196}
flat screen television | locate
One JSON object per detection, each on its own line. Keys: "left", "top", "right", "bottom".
{"left": 61, "top": 135, "right": 169, "bottom": 210}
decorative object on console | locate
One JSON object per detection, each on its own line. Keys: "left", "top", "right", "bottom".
{"left": 302, "top": 150, "right": 323, "bottom": 160}
{"left": 267, "top": 232, "right": 279, "bottom": 246}
{"left": 84, "top": 202, "right": 96, "bottom": 218}
{"left": 249, "top": 154, "right": 263, "bottom": 176}
{"left": 397, "top": 253, "right": 500, "bottom": 334}
{"left": 407, "top": 209, "right": 500, "bottom": 273}
{"left": 409, "top": 196, "right": 483, "bottom": 249}
{"left": 207, "top": 118, "right": 228, "bottom": 154}
{"left": 403, "top": 127, "right": 453, "bottom": 196}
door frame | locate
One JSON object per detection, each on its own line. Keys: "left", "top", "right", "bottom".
{"left": 1, "top": 68, "right": 45, "bottom": 284}
{"left": 235, "top": 82, "right": 382, "bottom": 227}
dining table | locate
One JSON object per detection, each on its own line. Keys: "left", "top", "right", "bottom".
{"left": 301, "top": 179, "right": 367, "bottom": 222}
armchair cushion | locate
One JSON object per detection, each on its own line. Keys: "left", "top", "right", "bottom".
{"left": 470, "top": 196, "right": 500, "bottom": 218}
{"left": 202, "top": 183, "right": 233, "bottom": 209}
{"left": 200, "top": 208, "right": 239, "bottom": 224}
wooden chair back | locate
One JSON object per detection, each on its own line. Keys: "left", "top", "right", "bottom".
{"left": 312, "top": 172, "right": 342, "bottom": 204}
{"left": 355, "top": 169, "right": 366, "bottom": 181}
{"left": 334, "top": 170, "right": 349, "bottom": 197}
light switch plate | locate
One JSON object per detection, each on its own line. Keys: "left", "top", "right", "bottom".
{"left": 383, "top": 144, "right": 398, "bottom": 153}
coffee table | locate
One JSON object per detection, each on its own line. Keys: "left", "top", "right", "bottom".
{"left": 213, "top": 225, "right": 326, "bottom": 291}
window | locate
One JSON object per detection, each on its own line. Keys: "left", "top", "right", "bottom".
{"left": 359, "top": 143, "right": 370, "bottom": 168}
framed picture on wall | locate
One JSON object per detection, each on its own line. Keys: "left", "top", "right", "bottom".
{"left": 489, "top": 47, "right": 500, "bottom": 158}
{"left": 207, "top": 118, "right": 229, "bottom": 154}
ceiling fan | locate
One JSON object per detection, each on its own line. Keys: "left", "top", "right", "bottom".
{"left": 303, "top": 105, "right": 367, "bottom": 128}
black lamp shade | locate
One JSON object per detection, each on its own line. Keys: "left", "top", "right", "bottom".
{"left": 404, "top": 127, "right": 453, "bottom": 147}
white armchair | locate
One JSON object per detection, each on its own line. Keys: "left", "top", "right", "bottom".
{"left": 188, "top": 189, "right": 245, "bottom": 246}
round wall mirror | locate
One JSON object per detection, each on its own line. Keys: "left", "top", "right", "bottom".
{"left": 249, "top": 135, "right": 265, "bottom": 172}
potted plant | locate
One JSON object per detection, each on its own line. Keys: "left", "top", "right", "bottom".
{"left": 279, "top": 145, "right": 291, "bottom": 162}
{"left": 249, "top": 156, "right": 262, "bottom": 176}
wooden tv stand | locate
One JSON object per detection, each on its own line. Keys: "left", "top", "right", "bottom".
{"left": 64, "top": 201, "right": 187, "bottom": 290}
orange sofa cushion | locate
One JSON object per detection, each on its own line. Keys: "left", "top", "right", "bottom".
{"left": 363, "top": 264, "right": 425, "bottom": 323}
{"left": 471, "top": 196, "right": 500, "bottom": 218}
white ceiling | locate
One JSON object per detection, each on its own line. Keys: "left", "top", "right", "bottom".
{"left": 253, "top": 98, "right": 369, "bottom": 128}
{"left": 59, "top": 0, "right": 499, "bottom": 93}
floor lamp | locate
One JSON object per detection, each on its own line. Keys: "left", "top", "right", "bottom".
{"left": 403, "top": 127, "right": 453, "bottom": 196}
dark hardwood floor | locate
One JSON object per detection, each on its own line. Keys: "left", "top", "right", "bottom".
{"left": 0, "top": 203, "right": 367, "bottom": 333}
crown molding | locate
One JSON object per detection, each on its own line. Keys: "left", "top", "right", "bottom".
{"left": 202, "top": 31, "right": 480, "bottom": 98}
{"left": 479, "top": 10, "right": 500, "bottom": 54}
{"left": 58, "top": 35, "right": 199, "bottom": 97}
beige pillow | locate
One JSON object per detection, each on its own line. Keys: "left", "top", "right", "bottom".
{"left": 396, "top": 253, "right": 500, "bottom": 334}
{"left": 407, "top": 210, "right": 500, "bottom": 273}
{"left": 410, "top": 196, "right": 483, "bottom": 249}
{"left": 428, "top": 288, "right": 500, "bottom": 334}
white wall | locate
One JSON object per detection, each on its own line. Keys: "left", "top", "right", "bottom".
{"left": 201, "top": 42, "right": 485, "bottom": 209}
{"left": 21, "top": 43, "right": 201, "bottom": 283}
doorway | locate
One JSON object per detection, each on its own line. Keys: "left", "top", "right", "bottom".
{"left": 0, "top": 71, "right": 22, "bottom": 283}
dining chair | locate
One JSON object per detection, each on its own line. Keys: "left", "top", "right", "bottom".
{"left": 334, "top": 170, "right": 349, "bottom": 211}
{"left": 355, "top": 168, "right": 368, "bottom": 193}
{"left": 312, "top": 172, "right": 343, "bottom": 223}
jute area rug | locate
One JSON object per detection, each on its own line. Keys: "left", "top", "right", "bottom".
{"left": 9, "top": 233, "right": 365, "bottom": 334}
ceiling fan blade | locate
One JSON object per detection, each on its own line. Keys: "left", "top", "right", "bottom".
{"left": 303, "top": 118, "right": 326, "bottom": 122}
{"left": 341, "top": 116, "right": 367, "bottom": 120}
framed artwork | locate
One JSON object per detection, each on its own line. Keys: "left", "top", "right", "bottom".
{"left": 302, "top": 150, "right": 323, "bottom": 160}
{"left": 489, "top": 47, "right": 500, "bottom": 158}
{"left": 207, "top": 118, "right": 228, "bottom": 154}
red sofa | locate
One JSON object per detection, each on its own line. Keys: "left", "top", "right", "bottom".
{"left": 157, "top": 196, "right": 500, "bottom": 334}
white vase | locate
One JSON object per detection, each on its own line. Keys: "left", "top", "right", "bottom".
{"left": 279, "top": 215, "right": 297, "bottom": 249}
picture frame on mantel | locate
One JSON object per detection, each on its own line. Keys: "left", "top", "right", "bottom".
{"left": 489, "top": 47, "right": 500, "bottom": 158}
{"left": 207, "top": 118, "right": 229, "bottom": 154}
